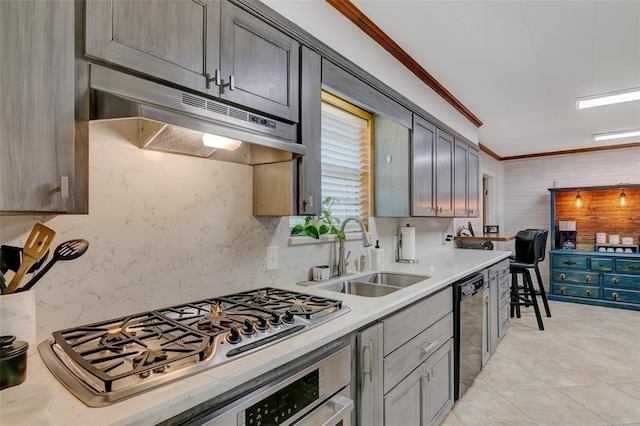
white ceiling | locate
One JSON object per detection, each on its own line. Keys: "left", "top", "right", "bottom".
{"left": 351, "top": 0, "right": 640, "bottom": 158}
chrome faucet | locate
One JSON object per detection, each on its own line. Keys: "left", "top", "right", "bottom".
{"left": 337, "top": 217, "right": 372, "bottom": 276}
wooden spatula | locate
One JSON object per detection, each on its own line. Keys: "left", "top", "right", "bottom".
{"left": 4, "top": 223, "right": 56, "bottom": 294}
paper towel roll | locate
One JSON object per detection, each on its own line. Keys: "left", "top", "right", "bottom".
{"left": 400, "top": 225, "right": 416, "bottom": 260}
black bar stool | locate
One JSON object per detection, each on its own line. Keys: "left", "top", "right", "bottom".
{"left": 510, "top": 230, "right": 545, "bottom": 330}
{"left": 526, "top": 229, "right": 551, "bottom": 318}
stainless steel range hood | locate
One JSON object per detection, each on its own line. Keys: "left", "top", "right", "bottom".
{"left": 89, "top": 65, "right": 305, "bottom": 165}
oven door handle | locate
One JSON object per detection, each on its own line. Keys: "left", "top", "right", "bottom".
{"left": 295, "top": 394, "right": 354, "bottom": 426}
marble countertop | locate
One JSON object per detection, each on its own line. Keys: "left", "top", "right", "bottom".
{"left": 0, "top": 249, "right": 511, "bottom": 426}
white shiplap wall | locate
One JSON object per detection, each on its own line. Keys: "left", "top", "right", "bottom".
{"left": 502, "top": 146, "right": 640, "bottom": 284}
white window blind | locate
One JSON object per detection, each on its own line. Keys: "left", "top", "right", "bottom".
{"left": 321, "top": 99, "right": 371, "bottom": 231}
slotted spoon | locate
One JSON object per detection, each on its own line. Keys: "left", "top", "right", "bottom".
{"left": 19, "top": 239, "right": 89, "bottom": 292}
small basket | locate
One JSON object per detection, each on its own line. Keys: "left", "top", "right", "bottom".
{"left": 312, "top": 265, "right": 330, "bottom": 281}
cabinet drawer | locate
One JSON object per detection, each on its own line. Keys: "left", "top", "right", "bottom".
{"left": 603, "top": 274, "right": 640, "bottom": 291}
{"left": 491, "top": 259, "right": 510, "bottom": 279}
{"left": 590, "top": 258, "right": 613, "bottom": 272}
{"left": 383, "top": 313, "right": 452, "bottom": 394}
{"left": 553, "top": 270, "right": 598, "bottom": 285}
{"left": 553, "top": 283, "right": 600, "bottom": 299}
{"left": 604, "top": 288, "right": 640, "bottom": 304}
{"left": 383, "top": 287, "right": 452, "bottom": 356}
{"left": 616, "top": 259, "right": 640, "bottom": 275}
{"left": 552, "top": 255, "right": 588, "bottom": 269}
{"left": 498, "top": 306, "right": 509, "bottom": 338}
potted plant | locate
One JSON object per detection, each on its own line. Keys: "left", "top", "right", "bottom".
{"left": 290, "top": 196, "right": 345, "bottom": 240}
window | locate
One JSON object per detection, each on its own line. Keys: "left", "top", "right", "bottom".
{"left": 289, "top": 92, "right": 372, "bottom": 238}
{"left": 320, "top": 91, "right": 372, "bottom": 231}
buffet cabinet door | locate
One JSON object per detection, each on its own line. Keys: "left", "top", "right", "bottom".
{"left": 357, "top": 323, "right": 384, "bottom": 426}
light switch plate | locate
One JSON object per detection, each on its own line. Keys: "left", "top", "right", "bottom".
{"left": 266, "top": 246, "right": 278, "bottom": 270}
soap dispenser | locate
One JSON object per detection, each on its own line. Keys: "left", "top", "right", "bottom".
{"left": 371, "top": 240, "right": 384, "bottom": 270}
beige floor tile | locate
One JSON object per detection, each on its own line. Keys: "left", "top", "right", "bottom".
{"left": 452, "top": 390, "right": 535, "bottom": 426}
{"left": 558, "top": 384, "right": 640, "bottom": 425}
{"left": 615, "top": 382, "right": 640, "bottom": 400}
{"left": 498, "top": 388, "right": 610, "bottom": 425}
{"left": 516, "top": 357, "right": 604, "bottom": 387}
{"left": 441, "top": 411, "right": 465, "bottom": 426}
{"left": 476, "top": 357, "right": 549, "bottom": 391}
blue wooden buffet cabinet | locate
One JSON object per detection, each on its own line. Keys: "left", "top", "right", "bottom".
{"left": 548, "top": 185, "right": 640, "bottom": 311}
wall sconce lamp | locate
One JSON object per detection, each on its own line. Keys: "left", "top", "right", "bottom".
{"left": 620, "top": 189, "right": 626, "bottom": 206}
{"left": 575, "top": 190, "right": 582, "bottom": 207}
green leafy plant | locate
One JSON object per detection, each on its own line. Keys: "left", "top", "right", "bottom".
{"left": 290, "top": 196, "right": 346, "bottom": 240}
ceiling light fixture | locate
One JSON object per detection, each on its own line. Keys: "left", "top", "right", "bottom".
{"left": 593, "top": 129, "right": 640, "bottom": 142}
{"left": 577, "top": 87, "right": 640, "bottom": 110}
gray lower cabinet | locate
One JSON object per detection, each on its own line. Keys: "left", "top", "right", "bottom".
{"left": 385, "top": 339, "right": 454, "bottom": 426}
{"left": 86, "top": 0, "right": 299, "bottom": 122}
{"left": 486, "top": 259, "right": 510, "bottom": 359}
{"left": 357, "top": 288, "right": 454, "bottom": 426}
{"left": 0, "top": 0, "right": 87, "bottom": 213}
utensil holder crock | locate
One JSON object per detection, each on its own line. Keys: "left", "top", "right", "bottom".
{"left": 0, "top": 289, "right": 36, "bottom": 357}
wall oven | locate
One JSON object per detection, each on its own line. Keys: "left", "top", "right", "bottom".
{"left": 161, "top": 343, "right": 353, "bottom": 426}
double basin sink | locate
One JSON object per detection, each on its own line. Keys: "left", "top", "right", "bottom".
{"left": 319, "top": 272, "right": 430, "bottom": 297}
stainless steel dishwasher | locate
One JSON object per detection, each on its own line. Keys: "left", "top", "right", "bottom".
{"left": 453, "top": 272, "right": 485, "bottom": 400}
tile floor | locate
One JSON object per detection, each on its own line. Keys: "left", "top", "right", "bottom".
{"left": 442, "top": 300, "right": 640, "bottom": 426}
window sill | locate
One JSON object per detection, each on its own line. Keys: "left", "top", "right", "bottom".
{"left": 288, "top": 232, "right": 368, "bottom": 246}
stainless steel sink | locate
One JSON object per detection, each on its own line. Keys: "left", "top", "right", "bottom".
{"left": 320, "top": 280, "right": 399, "bottom": 297}
{"left": 359, "top": 272, "right": 430, "bottom": 288}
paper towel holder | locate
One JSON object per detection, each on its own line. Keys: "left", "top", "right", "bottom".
{"left": 396, "top": 224, "right": 419, "bottom": 264}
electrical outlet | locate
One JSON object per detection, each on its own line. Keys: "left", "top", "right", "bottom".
{"left": 266, "top": 246, "right": 278, "bottom": 270}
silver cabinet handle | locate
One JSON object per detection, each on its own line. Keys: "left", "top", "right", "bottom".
{"left": 60, "top": 176, "right": 69, "bottom": 199}
{"left": 219, "top": 75, "right": 235, "bottom": 93}
{"left": 420, "top": 340, "right": 439, "bottom": 357}
{"left": 205, "top": 69, "right": 220, "bottom": 89}
{"left": 362, "top": 339, "right": 374, "bottom": 382}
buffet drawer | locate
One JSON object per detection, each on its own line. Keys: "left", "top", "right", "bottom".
{"left": 616, "top": 259, "right": 640, "bottom": 275}
{"left": 553, "top": 270, "right": 598, "bottom": 285}
{"left": 590, "top": 258, "right": 613, "bottom": 272}
{"left": 552, "top": 255, "right": 588, "bottom": 270}
{"left": 603, "top": 288, "right": 640, "bottom": 304}
{"left": 554, "top": 284, "right": 600, "bottom": 299}
{"left": 603, "top": 274, "right": 640, "bottom": 291}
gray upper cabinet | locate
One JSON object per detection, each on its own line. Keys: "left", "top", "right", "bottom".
{"left": 0, "top": 0, "right": 87, "bottom": 213}
{"left": 86, "top": 0, "right": 299, "bottom": 122}
{"left": 435, "top": 129, "right": 455, "bottom": 217}
{"left": 220, "top": 2, "right": 299, "bottom": 122}
{"left": 411, "top": 115, "right": 437, "bottom": 217}
{"left": 374, "top": 116, "right": 411, "bottom": 218}
{"left": 453, "top": 139, "right": 468, "bottom": 217}
{"left": 85, "top": 0, "right": 221, "bottom": 97}
{"left": 467, "top": 147, "right": 480, "bottom": 217}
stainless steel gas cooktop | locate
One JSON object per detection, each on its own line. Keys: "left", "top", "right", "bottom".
{"left": 38, "top": 287, "right": 348, "bottom": 407}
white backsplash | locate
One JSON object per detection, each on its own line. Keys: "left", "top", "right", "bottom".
{"left": 0, "top": 121, "right": 454, "bottom": 342}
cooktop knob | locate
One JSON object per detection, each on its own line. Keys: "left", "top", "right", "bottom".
{"left": 268, "top": 312, "right": 281, "bottom": 326}
{"left": 241, "top": 319, "right": 256, "bottom": 335}
{"left": 282, "top": 310, "right": 295, "bottom": 324}
{"left": 226, "top": 327, "right": 242, "bottom": 344}
{"left": 255, "top": 316, "right": 269, "bottom": 330}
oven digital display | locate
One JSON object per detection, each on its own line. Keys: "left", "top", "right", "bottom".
{"left": 245, "top": 369, "right": 319, "bottom": 425}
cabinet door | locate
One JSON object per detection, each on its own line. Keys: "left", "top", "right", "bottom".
{"left": 0, "top": 0, "right": 84, "bottom": 212}
{"left": 357, "top": 323, "right": 384, "bottom": 426}
{"left": 453, "top": 139, "right": 468, "bottom": 217}
{"left": 435, "top": 129, "right": 454, "bottom": 216}
{"left": 411, "top": 115, "right": 437, "bottom": 216}
{"left": 467, "top": 147, "right": 480, "bottom": 217}
{"left": 482, "top": 286, "right": 491, "bottom": 366}
{"left": 384, "top": 365, "right": 422, "bottom": 426}
{"left": 220, "top": 1, "right": 299, "bottom": 122}
{"left": 424, "top": 339, "right": 454, "bottom": 426}
{"left": 374, "top": 116, "right": 411, "bottom": 217}
{"left": 296, "top": 46, "right": 322, "bottom": 216}
{"left": 86, "top": 0, "right": 220, "bottom": 96}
